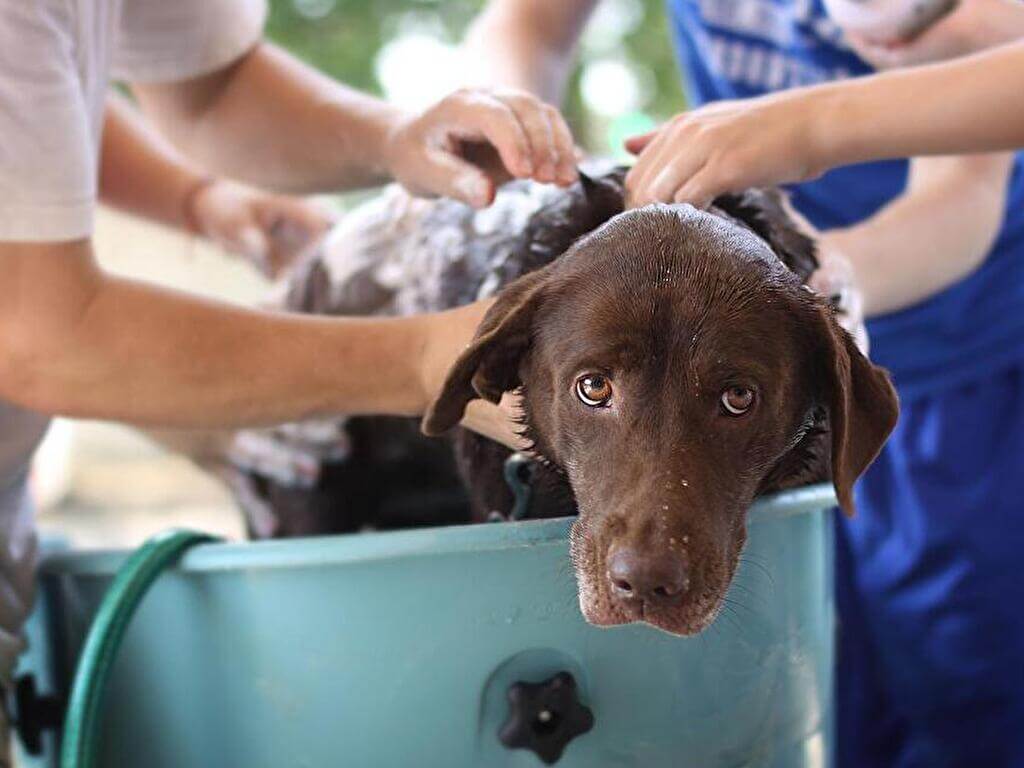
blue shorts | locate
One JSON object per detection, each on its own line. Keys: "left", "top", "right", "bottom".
{"left": 836, "top": 362, "right": 1024, "bottom": 768}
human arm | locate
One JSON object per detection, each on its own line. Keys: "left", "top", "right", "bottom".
{"left": 624, "top": 40, "right": 1024, "bottom": 207}
{"left": 463, "top": 0, "right": 598, "bottom": 103}
{"left": 814, "top": 1, "right": 1018, "bottom": 318}
{"left": 0, "top": 5, "right": 530, "bottom": 445}
{"left": 0, "top": 240, "right": 520, "bottom": 444}
{"left": 624, "top": 0, "right": 1023, "bottom": 319}
{"left": 131, "top": 42, "right": 578, "bottom": 206}
{"left": 807, "top": 0, "right": 1021, "bottom": 319}
{"left": 817, "top": 153, "right": 1012, "bottom": 317}
{"left": 100, "top": 93, "right": 333, "bottom": 277}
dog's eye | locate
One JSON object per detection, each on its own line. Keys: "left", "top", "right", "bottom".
{"left": 576, "top": 374, "right": 613, "bottom": 407}
{"left": 721, "top": 386, "right": 755, "bottom": 416}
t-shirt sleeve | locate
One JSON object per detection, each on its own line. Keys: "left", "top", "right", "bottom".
{"left": 0, "top": 2, "right": 96, "bottom": 242}
{"left": 111, "top": 0, "right": 269, "bottom": 84}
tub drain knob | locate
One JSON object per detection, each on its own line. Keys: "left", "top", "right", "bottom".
{"left": 499, "top": 671, "right": 594, "bottom": 764}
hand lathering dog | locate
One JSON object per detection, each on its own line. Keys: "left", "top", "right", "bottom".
{"left": 218, "top": 167, "right": 899, "bottom": 636}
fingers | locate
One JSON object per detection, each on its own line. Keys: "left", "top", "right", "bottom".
{"left": 491, "top": 93, "right": 557, "bottom": 184}
{"left": 388, "top": 88, "right": 579, "bottom": 208}
{"left": 217, "top": 214, "right": 271, "bottom": 273}
{"left": 671, "top": 174, "right": 713, "bottom": 210}
{"left": 420, "top": 148, "right": 497, "bottom": 209}
{"left": 623, "top": 130, "right": 656, "bottom": 155}
{"left": 250, "top": 196, "right": 334, "bottom": 277}
{"left": 437, "top": 90, "right": 578, "bottom": 187}
{"left": 544, "top": 104, "right": 580, "bottom": 186}
{"left": 237, "top": 224, "right": 270, "bottom": 257}
{"left": 625, "top": 119, "right": 709, "bottom": 208}
{"left": 457, "top": 92, "right": 536, "bottom": 179}
{"left": 254, "top": 196, "right": 334, "bottom": 244}
{"left": 467, "top": 90, "right": 577, "bottom": 187}
{"left": 632, "top": 152, "right": 708, "bottom": 208}
{"left": 624, "top": 125, "right": 670, "bottom": 205}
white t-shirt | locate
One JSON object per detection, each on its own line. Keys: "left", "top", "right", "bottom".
{"left": 0, "top": 0, "right": 267, "bottom": 684}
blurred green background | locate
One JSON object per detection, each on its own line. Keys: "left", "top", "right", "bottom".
{"left": 265, "top": 0, "right": 686, "bottom": 158}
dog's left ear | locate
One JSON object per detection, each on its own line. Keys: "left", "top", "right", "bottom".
{"left": 812, "top": 305, "right": 900, "bottom": 516}
{"left": 421, "top": 266, "right": 553, "bottom": 436}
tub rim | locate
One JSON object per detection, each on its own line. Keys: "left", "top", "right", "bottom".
{"left": 38, "top": 484, "right": 836, "bottom": 577}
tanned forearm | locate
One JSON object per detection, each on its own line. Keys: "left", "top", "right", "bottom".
{"left": 131, "top": 43, "right": 404, "bottom": 195}
{"left": 813, "top": 42, "right": 1024, "bottom": 168}
{"left": 626, "top": 41, "right": 1024, "bottom": 208}
{"left": 463, "top": 0, "right": 597, "bottom": 102}
{"left": 824, "top": 153, "right": 1014, "bottom": 317}
{"left": 0, "top": 241, "right": 487, "bottom": 427}
{"left": 99, "top": 94, "right": 207, "bottom": 231}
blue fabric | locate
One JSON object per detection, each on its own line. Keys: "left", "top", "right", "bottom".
{"left": 665, "top": 0, "right": 1024, "bottom": 399}
{"left": 836, "top": 364, "right": 1024, "bottom": 767}
{"left": 663, "top": 2, "right": 1024, "bottom": 764}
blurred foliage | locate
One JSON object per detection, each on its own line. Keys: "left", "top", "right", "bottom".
{"left": 265, "top": 0, "right": 686, "bottom": 154}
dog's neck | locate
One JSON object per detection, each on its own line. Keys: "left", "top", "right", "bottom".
{"left": 757, "top": 408, "right": 832, "bottom": 494}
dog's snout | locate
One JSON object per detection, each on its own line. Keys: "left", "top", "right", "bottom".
{"left": 606, "top": 547, "right": 689, "bottom": 608}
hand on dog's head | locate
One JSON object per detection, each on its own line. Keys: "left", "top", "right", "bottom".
{"left": 424, "top": 189, "right": 897, "bottom": 635}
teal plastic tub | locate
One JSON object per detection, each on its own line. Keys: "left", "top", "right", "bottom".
{"left": 21, "top": 485, "right": 835, "bottom": 767}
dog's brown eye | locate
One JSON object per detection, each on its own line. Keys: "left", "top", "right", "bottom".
{"left": 576, "top": 374, "right": 613, "bottom": 407}
{"left": 721, "top": 386, "right": 755, "bottom": 416}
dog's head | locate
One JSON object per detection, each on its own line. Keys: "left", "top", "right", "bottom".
{"left": 423, "top": 196, "right": 898, "bottom": 636}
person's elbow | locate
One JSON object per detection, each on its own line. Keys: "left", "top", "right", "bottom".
{"left": 0, "top": 240, "right": 102, "bottom": 415}
{"left": 0, "top": 318, "right": 61, "bottom": 414}
{"left": 0, "top": 311, "right": 106, "bottom": 418}
{"left": 962, "top": 153, "right": 1014, "bottom": 246}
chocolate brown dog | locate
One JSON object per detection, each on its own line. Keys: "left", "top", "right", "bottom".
{"left": 420, "top": 179, "right": 898, "bottom": 636}
{"left": 221, "top": 168, "right": 898, "bottom": 636}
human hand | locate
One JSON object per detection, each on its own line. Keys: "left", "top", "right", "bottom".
{"left": 384, "top": 88, "right": 578, "bottom": 209}
{"left": 848, "top": 0, "right": 1024, "bottom": 68}
{"left": 811, "top": 237, "right": 869, "bottom": 353}
{"left": 773, "top": 199, "right": 869, "bottom": 352}
{"left": 624, "top": 93, "right": 831, "bottom": 208}
{"left": 189, "top": 179, "right": 334, "bottom": 279}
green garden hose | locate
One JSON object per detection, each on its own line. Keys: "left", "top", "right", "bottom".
{"left": 60, "top": 529, "right": 220, "bottom": 768}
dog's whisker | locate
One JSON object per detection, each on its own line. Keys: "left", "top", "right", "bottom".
{"left": 737, "top": 555, "right": 776, "bottom": 590}
{"left": 726, "top": 579, "right": 767, "bottom": 605}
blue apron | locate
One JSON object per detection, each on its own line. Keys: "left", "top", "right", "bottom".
{"left": 665, "top": 1, "right": 1024, "bottom": 764}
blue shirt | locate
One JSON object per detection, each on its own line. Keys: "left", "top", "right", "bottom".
{"left": 667, "top": 0, "right": 1024, "bottom": 397}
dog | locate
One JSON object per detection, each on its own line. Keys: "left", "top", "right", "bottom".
{"left": 219, "top": 167, "right": 899, "bottom": 636}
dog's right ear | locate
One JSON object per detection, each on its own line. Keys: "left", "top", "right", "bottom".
{"left": 810, "top": 303, "right": 900, "bottom": 516}
{"left": 421, "top": 267, "right": 553, "bottom": 436}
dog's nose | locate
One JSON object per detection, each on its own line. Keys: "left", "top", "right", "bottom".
{"left": 607, "top": 547, "right": 688, "bottom": 607}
